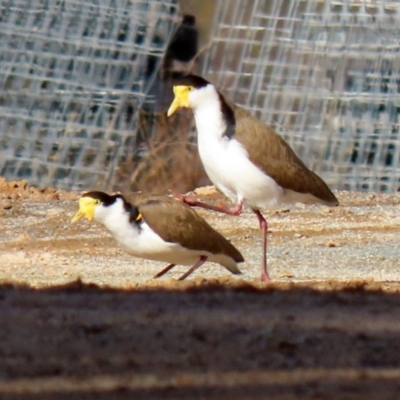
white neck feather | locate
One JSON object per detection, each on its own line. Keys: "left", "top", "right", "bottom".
{"left": 94, "top": 199, "right": 138, "bottom": 241}
{"left": 189, "top": 85, "right": 227, "bottom": 139}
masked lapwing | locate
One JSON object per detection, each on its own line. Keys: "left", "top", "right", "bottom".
{"left": 167, "top": 75, "right": 339, "bottom": 281}
{"left": 72, "top": 191, "right": 244, "bottom": 280}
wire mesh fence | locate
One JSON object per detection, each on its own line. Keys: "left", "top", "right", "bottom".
{"left": 2, "top": 0, "right": 400, "bottom": 193}
{"left": 0, "top": 0, "right": 180, "bottom": 190}
{"left": 201, "top": 0, "right": 400, "bottom": 192}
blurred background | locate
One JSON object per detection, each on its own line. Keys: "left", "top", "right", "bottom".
{"left": 0, "top": 0, "right": 400, "bottom": 194}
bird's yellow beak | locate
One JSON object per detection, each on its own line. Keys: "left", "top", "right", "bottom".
{"left": 167, "top": 86, "right": 191, "bottom": 117}
{"left": 72, "top": 197, "right": 97, "bottom": 223}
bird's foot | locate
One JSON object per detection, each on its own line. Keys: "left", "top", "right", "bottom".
{"left": 169, "top": 190, "right": 199, "bottom": 206}
{"left": 199, "top": 200, "right": 243, "bottom": 216}
{"left": 181, "top": 195, "right": 201, "bottom": 207}
{"left": 260, "top": 272, "right": 271, "bottom": 282}
{"left": 170, "top": 190, "right": 243, "bottom": 216}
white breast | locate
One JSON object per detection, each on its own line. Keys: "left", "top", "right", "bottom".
{"left": 193, "top": 104, "right": 285, "bottom": 210}
{"left": 109, "top": 221, "right": 204, "bottom": 266}
{"left": 93, "top": 198, "right": 241, "bottom": 274}
{"left": 94, "top": 200, "right": 200, "bottom": 265}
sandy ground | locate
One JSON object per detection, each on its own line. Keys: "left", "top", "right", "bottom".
{"left": 2, "top": 178, "right": 400, "bottom": 399}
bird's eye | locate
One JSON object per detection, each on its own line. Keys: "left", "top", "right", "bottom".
{"left": 188, "top": 86, "right": 194, "bottom": 91}
{"left": 95, "top": 199, "right": 101, "bottom": 205}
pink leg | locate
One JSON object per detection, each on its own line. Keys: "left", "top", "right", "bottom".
{"left": 178, "top": 256, "right": 208, "bottom": 281}
{"left": 253, "top": 210, "right": 270, "bottom": 282}
{"left": 154, "top": 263, "right": 176, "bottom": 279}
{"left": 171, "top": 191, "right": 243, "bottom": 216}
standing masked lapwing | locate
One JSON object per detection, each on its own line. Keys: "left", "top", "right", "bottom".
{"left": 167, "top": 75, "right": 339, "bottom": 281}
{"left": 72, "top": 191, "right": 244, "bottom": 280}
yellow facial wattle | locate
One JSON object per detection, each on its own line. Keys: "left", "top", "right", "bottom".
{"left": 71, "top": 197, "right": 98, "bottom": 223}
{"left": 167, "top": 85, "right": 191, "bottom": 117}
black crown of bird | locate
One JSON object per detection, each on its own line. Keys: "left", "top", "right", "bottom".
{"left": 72, "top": 191, "right": 244, "bottom": 281}
{"left": 167, "top": 74, "right": 339, "bottom": 281}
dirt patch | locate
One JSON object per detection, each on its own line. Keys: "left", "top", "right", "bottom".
{"left": 1, "top": 181, "right": 400, "bottom": 399}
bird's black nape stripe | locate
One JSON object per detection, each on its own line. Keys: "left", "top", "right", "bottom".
{"left": 218, "top": 93, "right": 236, "bottom": 139}
{"left": 81, "top": 191, "right": 140, "bottom": 220}
{"left": 81, "top": 191, "right": 117, "bottom": 207}
{"left": 123, "top": 201, "right": 142, "bottom": 225}
{"left": 175, "top": 74, "right": 210, "bottom": 89}
{"left": 82, "top": 191, "right": 142, "bottom": 224}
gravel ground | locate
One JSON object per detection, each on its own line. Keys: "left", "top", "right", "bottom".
{"left": 2, "top": 178, "right": 400, "bottom": 399}
{"left": 1, "top": 179, "right": 400, "bottom": 286}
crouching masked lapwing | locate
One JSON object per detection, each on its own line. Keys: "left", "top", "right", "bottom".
{"left": 167, "top": 75, "right": 339, "bottom": 281}
{"left": 72, "top": 191, "right": 244, "bottom": 280}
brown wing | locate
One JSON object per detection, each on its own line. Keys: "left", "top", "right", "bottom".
{"left": 232, "top": 104, "right": 339, "bottom": 206}
{"left": 123, "top": 191, "right": 152, "bottom": 206}
{"left": 137, "top": 196, "right": 244, "bottom": 262}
